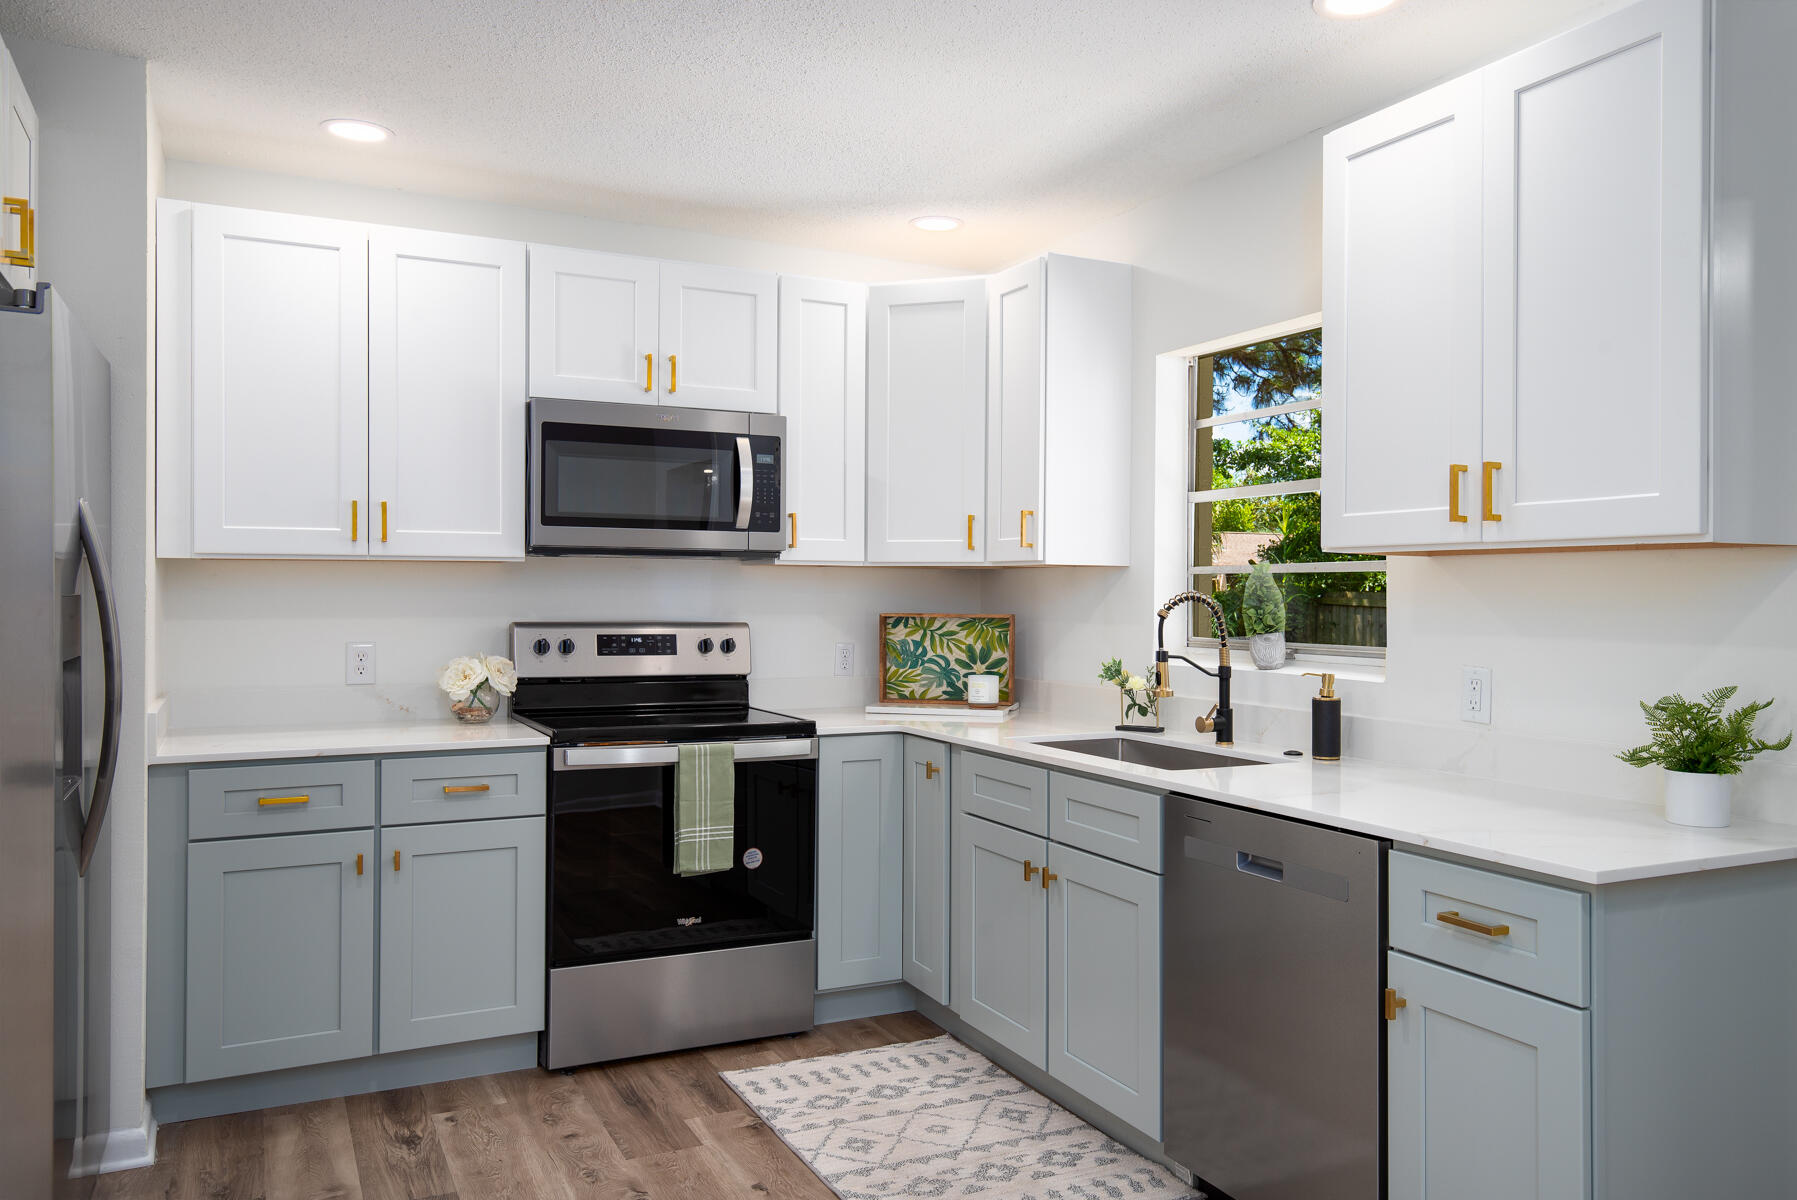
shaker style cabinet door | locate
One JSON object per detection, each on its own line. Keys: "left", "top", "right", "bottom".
{"left": 867, "top": 278, "right": 988, "bottom": 563}
{"left": 1387, "top": 951, "right": 1591, "bottom": 1200}
{"left": 815, "top": 735, "right": 903, "bottom": 990}
{"left": 527, "top": 244, "right": 659, "bottom": 403}
{"left": 985, "top": 258, "right": 1045, "bottom": 563}
{"left": 951, "top": 812, "right": 1048, "bottom": 1069}
{"left": 378, "top": 818, "right": 546, "bottom": 1053}
{"left": 368, "top": 228, "right": 526, "bottom": 559}
{"left": 1322, "top": 74, "right": 1484, "bottom": 552}
{"left": 188, "top": 206, "right": 368, "bottom": 555}
{"left": 1479, "top": 0, "right": 1705, "bottom": 544}
{"left": 0, "top": 41, "right": 39, "bottom": 293}
{"left": 658, "top": 261, "right": 778, "bottom": 414}
{"left": 778, "top": 276, "right": 868, "bottom": 562}
{"left": 185, "top": 830, "right": 376, "bottom": 1082}
{"left": 901, "top": 737, "right": 951, "bottom": 1005}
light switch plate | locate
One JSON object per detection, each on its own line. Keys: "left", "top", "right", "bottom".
{"left": 1461, "top": 666, "right": 1491, "bottom": 724}
{"left": 347, "top": 642, "right": 375, "bottom": 685}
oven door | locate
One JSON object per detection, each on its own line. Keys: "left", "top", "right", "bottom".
{"left": 548, "top": 740, "right": 817, "bottom": 969}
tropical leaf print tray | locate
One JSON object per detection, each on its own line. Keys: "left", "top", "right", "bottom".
{"left": 878, "top": 613, "right": 1014, "bottom": 706}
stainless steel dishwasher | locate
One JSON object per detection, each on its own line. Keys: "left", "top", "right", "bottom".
{"left": 1162, "top": 795, "right": 1386, "bottom": 1200}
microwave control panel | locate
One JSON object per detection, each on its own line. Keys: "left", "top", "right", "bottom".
{"left": 748, "top": 436, "right": 782, "bottom": 534}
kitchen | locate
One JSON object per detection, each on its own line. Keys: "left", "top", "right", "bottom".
{"left": 3, "top": 1, "right": 1797, "bottom": 1198}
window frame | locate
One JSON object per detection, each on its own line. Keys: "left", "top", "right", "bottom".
{"left": 1186, "top": 314, "right": 1387, "bottom": 661}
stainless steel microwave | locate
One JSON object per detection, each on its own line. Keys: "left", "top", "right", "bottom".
{"left": 527, "top": 398, "right": 786, "bottom": 557}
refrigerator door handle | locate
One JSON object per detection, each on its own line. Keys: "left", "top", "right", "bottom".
{"left": 76, "top": 498, "right": 119, "bottom": 877}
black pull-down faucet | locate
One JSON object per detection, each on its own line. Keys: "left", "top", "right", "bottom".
{"left": 1154, "top": 590, "right": 1234, "bottom": 746}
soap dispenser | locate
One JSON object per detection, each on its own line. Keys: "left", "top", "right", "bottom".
{"left": 1303, "top": 672, "right": 1341, "bottom": 761}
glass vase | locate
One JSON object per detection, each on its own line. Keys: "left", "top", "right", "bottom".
{"left": 1117, "top": 688, "right": 1162, "bottom": 732}
{"left": 451, "top": 681, "right": 500, "bottom": 724}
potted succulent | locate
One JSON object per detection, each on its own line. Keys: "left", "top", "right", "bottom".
{"left": 1100, "top": 658, "right": 1162, "bottom": 732}
{"left": 1616, "top": 686, "right": 1791, "bottom": 827}
{"left": 1241, "top": 562, "right": 1288, "bottom": 670}
{"left": 437, "top": 653, "right": 519, "bottom": 723}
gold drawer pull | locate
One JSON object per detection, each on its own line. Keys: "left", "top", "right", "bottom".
{"left": 1040, "top": 869, "right": 1059, "bottom": 890}
{"left": 1020, "top": 509, "right": 1034, "bottom": 549}
{"left": 4, "top": 197, "right": 36, "bottom": 269}
{"left": 1384, "top": 987, "right": 1407, "bottom": 1021}
{"left": 1436, "top": 910, "right": 1511, "bottom": 938}
{"left": 258, "top": 794, "right": 309, "bottom": 807}
{"left": 355, "top": 853, "right": 364, "bottom": 876}
{"left": 393, "top": 850, "right": 401, "bottom": 872}
{"left": 1481, "top": 462, "right": 1502, "bottom": 523}
{"left": 443, "top": 783, "right": 491, "bottom": 794}
{"left": 924, "top": 760, "right": 939, "bottom": 780}
{"left": 1448, "top": 464, "right": 1468, "bottom": 524}
{"left": 645, "top": 351, "right": 654, "bottom": 393}
{"left": 1023, "top": 859, "right": 1037, "bottom": 883}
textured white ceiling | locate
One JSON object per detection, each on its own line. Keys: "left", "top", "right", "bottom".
{"left": 4, "top": 0, "right": 1613, "bottom": 269}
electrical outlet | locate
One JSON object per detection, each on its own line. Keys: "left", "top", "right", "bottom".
{"left": 346, "top": 642, "right": 375, "bottom": 685}
{"left": 834, "top": 642, "right": 855, "bottom": 677}
{"left": 1461, "top": 666, "right": 1492, "bottom": 724}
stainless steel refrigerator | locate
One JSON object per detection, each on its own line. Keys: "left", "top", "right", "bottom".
{"left": 0, "top": 284, "right": 120, "bottom": 1199}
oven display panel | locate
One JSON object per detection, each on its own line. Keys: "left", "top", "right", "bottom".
{"left": 596, "top": 633, "right": 677, "bottom": 656}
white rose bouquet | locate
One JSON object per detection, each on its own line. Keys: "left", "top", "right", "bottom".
{"left": 438, "top": 653, "right": 518, "bottom": 723}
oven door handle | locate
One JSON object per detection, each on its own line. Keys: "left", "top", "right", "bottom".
{"left": 735, "top": 435, "right": 754, "bottom": 531}
{"left": 554, "top": 737, "right": 818, "bottom": 771}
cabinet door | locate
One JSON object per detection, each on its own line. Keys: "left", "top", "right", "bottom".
{"left": 190, "top": 206, "right": 368, "bottom": 555}
{"left": 1322, "top": 75, "right": 1484, "bottom": 551}
{"left": 659, "top": 262, "right": 778, "bottom": 413}
{"left": 985, "top": 259, "right": 1044, "bottom": 563}
{"left": 1388, "top": 951, "right": 1590, "bottom": 1200}
{"left": 1481, "top": 0, "right": 1704, "bottom": 543}
{"left": 186, "top": 830, "right": 375, "bottom": 1082}
{"left": 779, "top": 276, "right": 867, "bottom": 562}
{"left": 867, "top": 278, "right": 987, "bottom": 562}
{"left": 379, "top": 817, "right": 546, "bottom": 1053}
{"left": 527, "top": 244, "right": 658, "bottom": 402}
{"left": 816, "top": 735, "right": 902, "bottom": 990}
{"left": 952, "top": 812, "right": 1047, "bottom": 1069}
{"left": 0, "top": 43, "right": 38, "bottom": 293}
{"left": 368, "top": 228, "right": 526, "bottom": 559}
{"left": 901, "top": 737, "right": 951, "bottom": 1005}
{"left": 1047, "top": 843, "right": 1161, "bottom": 1138}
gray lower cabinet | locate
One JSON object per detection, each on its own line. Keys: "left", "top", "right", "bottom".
{"left": 901, "top": 737, "right": 951, "bottom": 1005}
{"left": 816, "top": 734, "right": 903, "bottom": 990}
{"left": 954, "top": 748, "right": 1049, "bottom": 835}
{"left": 379, "top": 817, "right": 546, "bottom": 1053}
{"left": 1387, "top": 950, "right": 1590, "bottom": 1199}
{"left": 185, "top": 829, "right": 376, "bottom": 1083}
{"left": 952, "top": 811, "right": 1049, "bottom": 1067}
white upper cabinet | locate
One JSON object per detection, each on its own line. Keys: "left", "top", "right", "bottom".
{"left": 368, "top": 228, "right": 526, "bottom": 559}
{"left": 0, "top": 39, "right": 40, "bottom": 294}
{"left": 778, "top": 275, "right": 867, "bottom": 562}
{"left": 985, "top": 260, "right": 1045, "bottom": 563}
{"left": 1322, "top": 76, "right": 1484, "bottom": 552}
{"left": 658, "top": 262, "right": 777, "bottom": 413}
{"left": 188, "top": 205, "right": 369, "bottom": 556}
{"left": 867, "top": 277, "right": 988, "bottom": 563}
{"left": 527, "top": 245, "right": 659, "bottom": 403}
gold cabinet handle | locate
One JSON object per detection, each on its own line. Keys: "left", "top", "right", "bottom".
{"left": 393, "top": 849, "right": 401, "bottom": 872}
{"left": 381, "top": 500, "right": 389, "bottom": 542}
{"left": 258, "top": 794, "right": 309, "bottom": 807}
{"left": 1436, "top": 910, "right": 1511, "bottom": 938}
{"left": 351, "top": 499, "right": 359, "bottom": 542}
{"left": 1023, "top": 858, "right": 1038, "bottom": 883}
{"left": 3, "top": 197, "right": 36, "bottom": 268}
{"left": 355, "top": 853, "right": 364, "bottom": 877}
{"left": 924, "top": 760, "right": 939, "bottom": 780}
{"left": 788, "top": 512, "right": 798, "bottom": 550}
{"left": 1384, "top": 987, "right": 1407, "bottom": 1021}
{"left": 1481, "top": 462, "right": 1502, "bottom": 523}
{"left": 1040, "top": 869, "right": 1059, "bottom": 890}
{"left": 966, "top": 514, "right": 975, "bottom": 552}
{"left": 668, "top": 354, "right": 677, "bottom": 394}
{"left": 645, "top": 351, "right": 654, "bottom": 393}
{"left": 1020, "top": 509, "right": 1034, "bottom": 549}
{"left": 1448, "top": 465, "right": 1468, "bottom": 524}
{"left": 443, "top": 783, "right": 490, "bottom": 794}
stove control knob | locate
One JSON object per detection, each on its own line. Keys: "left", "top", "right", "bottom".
{"left": 558, "top": 638, "right": 577, "bottom": 656}
{"left": 697, "top": 637, "right": 715, "bottom": 655}
{"left": 532, "top": 637, "right": 551, "bottom": 657}
{"left": 720, "top": 637, "right": 738, "bottom": 656}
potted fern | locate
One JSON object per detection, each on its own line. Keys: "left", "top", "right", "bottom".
{"left": 1241, "top": 563, "right": 1288, "bottom": 670}
{"left": 1616, "top": 687, "right": 1791, "bottom": 827}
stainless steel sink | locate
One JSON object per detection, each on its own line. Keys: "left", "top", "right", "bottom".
{"left": 1035, "top": 737, "right": 1273, "bottom": 772}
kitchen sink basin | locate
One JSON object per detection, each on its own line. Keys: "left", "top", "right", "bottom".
{"left": 1034, "top": 737, "right": 1273, "bottom": 772}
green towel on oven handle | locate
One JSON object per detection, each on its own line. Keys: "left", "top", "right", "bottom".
{"left": 675, "top": 742, "right": 736, "bottom": 876}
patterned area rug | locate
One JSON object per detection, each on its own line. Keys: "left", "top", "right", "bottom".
{"left": 721, "top": 1034, "right": 1201, "bottom": 1200}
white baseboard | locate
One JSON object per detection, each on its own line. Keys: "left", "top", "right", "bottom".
{"left": 72, "top": 1116, "right": 158, "bottom": 1177}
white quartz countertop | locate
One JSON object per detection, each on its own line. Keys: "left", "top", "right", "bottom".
{"left": 151, "top": 717, "right": 548, "bottom": 765}
{"left": 794, "top": 708, "right": 1797, "bottom": 886}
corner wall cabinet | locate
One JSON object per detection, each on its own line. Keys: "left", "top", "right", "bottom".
{"left": 815, "top": 734, "right": 903, "bottom": 991}
{"left": 1324, "top": 0, "right": 1797, "bottom": 552}
{"left": 778, "top": 275, "right": 868, "bottom": 562}
{"left": 0, "top": 34, "right": 40, "bottom": 294}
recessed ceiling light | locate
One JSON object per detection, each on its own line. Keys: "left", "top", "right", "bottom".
{"left": 321, "top": 118, "right": 392, "bottom": 143}
{"left": 910, "top": 215, "right": 963, "bottom": 232}
{"left": 1313, "top": 0, "right": 1401, "bottom": 17}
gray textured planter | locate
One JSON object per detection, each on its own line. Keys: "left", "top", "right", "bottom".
{"left": 1247, "top": 631, "right": 1287, "bottom": 670}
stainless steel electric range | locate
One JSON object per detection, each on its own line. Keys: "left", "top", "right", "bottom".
{"left": 508, "top": 621, "right": 819, "bottom": 1069}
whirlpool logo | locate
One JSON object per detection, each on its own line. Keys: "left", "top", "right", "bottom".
{"left": 677, "top": 916, "right": 703, "bottom": 927}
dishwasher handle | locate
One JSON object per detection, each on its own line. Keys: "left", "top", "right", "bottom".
{"left": 1236, "top": 851, "right": 1285, "bottom": 883}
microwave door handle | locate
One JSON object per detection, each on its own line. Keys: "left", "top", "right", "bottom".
{"left": 735, "top": 435, "right": 753, "bottom": 531}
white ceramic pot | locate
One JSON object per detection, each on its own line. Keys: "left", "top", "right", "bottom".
{"left": 1663, "top": 769, "right": 1733, "bottom": 828}
{"left": 1248, "top": 631, "right": 1287, "bottom": 671}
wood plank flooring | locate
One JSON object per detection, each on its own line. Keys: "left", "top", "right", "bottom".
{"left": 95, "top": 1012, "right": 943, "bottom": 1200}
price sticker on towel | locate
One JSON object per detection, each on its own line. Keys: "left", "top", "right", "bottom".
{"left": 742, "top": 847, "right": 764, "bottom": 870}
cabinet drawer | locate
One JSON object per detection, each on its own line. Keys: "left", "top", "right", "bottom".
{"left": 187, "top": 759, "right": 377, "bottom": 840}
{"left": 1389, "top": 851, "right": 1588, "bottom": 1007}
{"left": 1049, "top": 772, "right": 1162, "bottom": 873}
{"left": 380, "top": 750, "right": 545, "bottom": 825}
{"left": 954, "top": 749, "right": 1049, "bottom": 835}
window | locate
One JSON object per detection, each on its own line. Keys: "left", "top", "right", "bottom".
{"left": 1189, "top": 319, "right": 1386, "bottom": 657}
